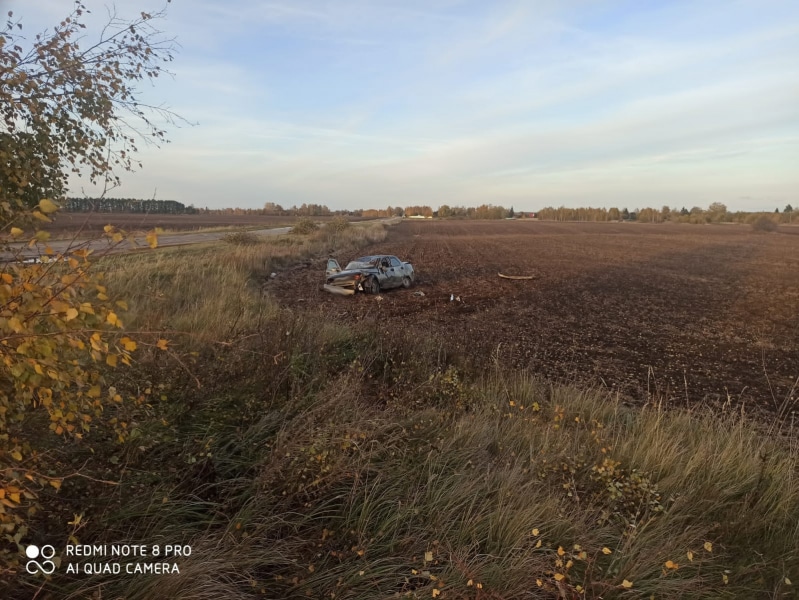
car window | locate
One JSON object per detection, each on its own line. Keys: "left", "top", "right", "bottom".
{"left": 389, "top": 257, "right": 401, "bottom": 267}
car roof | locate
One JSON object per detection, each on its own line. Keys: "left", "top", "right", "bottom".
{"left": 354, "top": 254, "right": 393, "bottom": 261}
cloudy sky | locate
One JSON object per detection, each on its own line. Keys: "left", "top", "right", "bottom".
{"left": 8, "top": 0, "right": 799, "bottom": 211}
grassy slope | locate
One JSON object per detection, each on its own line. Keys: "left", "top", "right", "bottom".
{"left": 13, "top": 221, "right": 798, "bottom": 599}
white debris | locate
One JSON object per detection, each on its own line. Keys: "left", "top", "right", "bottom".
{"left": 270, "top": 272, "right": 277, "bottom": 278}
{"left": 450, "top": 294, "right": 454, "bottom": 301}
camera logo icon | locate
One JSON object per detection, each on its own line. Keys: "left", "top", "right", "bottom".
{"left": 25, "top": 545, "right": 56, "bottom": 575}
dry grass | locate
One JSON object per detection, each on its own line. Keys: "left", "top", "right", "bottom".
{"left": 14, "top": 219, "right": 799, "bottom": 600}
{"left": 98, "top": 222, "right": 388, "bottom": 345}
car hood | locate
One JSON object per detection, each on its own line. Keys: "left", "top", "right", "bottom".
{"left": 327, "top": 268, "right": 378, "bottom": 280}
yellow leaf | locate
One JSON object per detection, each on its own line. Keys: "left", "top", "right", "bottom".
{"left": 106, "top": 311, "right": 119, "bottom": 326}
{"left": 65, "top": 308, "right": 79, "bottom": 321}
{"left": 466, "top": 580, "right": 473, "bottom": 587}
{"left": 11, "top": 450, "right": 22, "bottom": 461}
{"left": 536, "top": 579, "right": 542, "bottom": 587}
{"left": 554, "top": 573, "right": 565, "bottom": 581}
{"left": 687, "top": 550, "right": 693, "bottom": 561}
{"left": 665, "top": 560, "right": 678, "bottom": 570}
{"left": 602, "top": 547, "right": 612, "bottom": 555}
{"left": 535, "top": 539, "right": 542, "bottom": 548}
{"left": 116, "top": 300, "right": 129, "bottom": 311}
{"left": 704, "top": 542, "right": 713, "bottom": 553}
{"left": 121, "top": 337, "right": 137, "bottom": 352}
{"left": 424, "top": 551, "right": 433, "bottom": 562}
{"left": 49, "top": 479, "right": 62, "bottom": 490}
{"left": 785, "top": 577, "right": 791, "bottom": 585}
{"left": 98, "top": 292, "right": 109, "bottom": 301}
{"left": 9, "top": 492, "right": 21, "bottom": 504}
{"left": 38, "top": 198, "right": 59, "bottom": 214}
{"left": 532, "top": 528, "right": 540, "bottom": 536}
{"left": 10, "top": 226, "right": 23, "bottom": 237}
{"left": 87, "top": 385, "right": 101, "bottom": 398}
{"left": 104, "top": 225, "right": 115, "bottom": 233}
{"left": 621, "top": 580, "right": 633, "bottom": 589}
{"left": 557, "top": 546, "right": 565, "bottom": 556}
{"left": 0, "top": 272, "right": 11, "bottom": 284}
{"left": 146, "top": 231, "right": 158, "bottom": 249}
{"left": 106, "top": 354, "right": 118, "bottom": 367}
{"left": 156, "top": 339, "right": 169, "bottom": 351}
{"left": 111, "top": 232, "right": 124, "bottom": 243}
{"left": 722, "top": 573, "right": 728, "bottom": 585}
{"left": 431, "top": 590, "right": 440, "bottom": 598}
{"left": 32, "top": 210, "right": 51, "bottom": 222}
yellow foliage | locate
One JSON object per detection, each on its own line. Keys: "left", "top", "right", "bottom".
{"left": 38, "top": 199, "right": 59, "bottom": 214}
{"left": 621, "top": 580, "right": 633, "bottom": 588}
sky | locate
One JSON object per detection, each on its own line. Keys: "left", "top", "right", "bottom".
{"left": 6, "top": 0, "right": 799, "bottom": 211}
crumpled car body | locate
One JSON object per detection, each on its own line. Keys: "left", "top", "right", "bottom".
{"left": 324, "top": 255, "right": 415, "bottom": 295}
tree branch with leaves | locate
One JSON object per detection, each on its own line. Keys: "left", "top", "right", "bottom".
{"left": 0, "top": 1, "right": 178, "bottom": 573}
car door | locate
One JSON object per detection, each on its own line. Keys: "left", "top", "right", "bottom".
{"left": 377, "top": 257, "right": 395, "bottom": 288}
{"left": 388, "top": 256, "right": 404, "bottom": 287}
{"left": 326, "top": 258, "right": 342, "bottom": 277}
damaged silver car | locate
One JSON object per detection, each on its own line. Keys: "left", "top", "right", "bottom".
{"left": 324, "top": 255, "right": 415, "bottom": 296}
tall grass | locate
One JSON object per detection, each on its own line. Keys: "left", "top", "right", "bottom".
{"left": 48, "top": 355, "right": 799, "bottom": 599}
{"left": 12, "top": 220, "right": 799, "bottom": 600}
{"left": 99, "top": 222, "right": 387, "bottom": 344}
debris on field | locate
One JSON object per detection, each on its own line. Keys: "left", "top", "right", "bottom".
{"left": 498, "top": 272, "right": 537, "bottom": 280}
{"left": 413, "top": 291, "right": 425, "bottom": 297}
{"left": 270, "top": 272, "right": 277, "bottom": 278}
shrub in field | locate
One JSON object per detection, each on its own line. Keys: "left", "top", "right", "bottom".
{"left": 325, "top": 216, "right": 351, "bottom": 233}
{"left": 751, "top": 215, "right": 778, "bottom": 232}
{"left": 221, "top": 231, "right": 260, "bottom": 245}
{"left": 291, "top": 217, "right": 319, "bottom": 235}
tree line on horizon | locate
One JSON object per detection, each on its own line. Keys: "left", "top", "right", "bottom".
{"left": 63, "top": 197, "right": 195, "bottom": 214}
{"left": 61, "top": 197, "right": 795, "bottom": 224}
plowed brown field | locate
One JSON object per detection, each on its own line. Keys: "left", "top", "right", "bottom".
{"left": 270, "top": 220, "right": 799, "bottom": 411}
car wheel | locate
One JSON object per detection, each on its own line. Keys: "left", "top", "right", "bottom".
{"left": 402, "top": 276, "right": 412, "bottom": 289}
{"left": 368, "top": 277, "right": 381, "bottom": 294}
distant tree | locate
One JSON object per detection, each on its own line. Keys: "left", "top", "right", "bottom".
{"left": 775, "top": 207, "right": 780, "bottom": 213}
{"left": 621, "top": 208, "right": 630, "bottom": 220}
{"left": 508, "top": 206, "right": 515, "bottom": 218}
{"left": 785, "top": 204, "right": 793, "bottom": 213}
{"left": 680, "top": 207, "right": 689, "bottom": 215}
{"left": 707, "top": 202, "right": 727, "bottom": 222}
{"left": 608, "top": 207, "right": 620, "bottom": 221}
